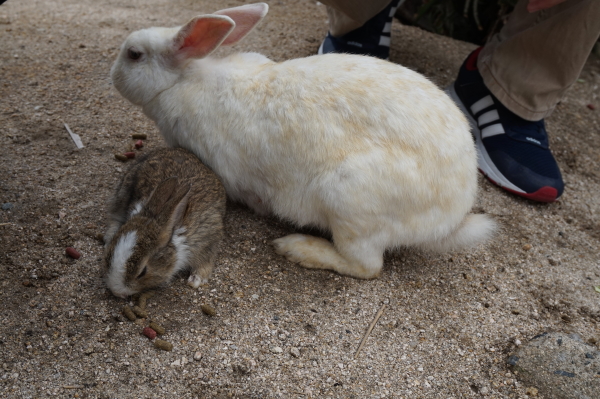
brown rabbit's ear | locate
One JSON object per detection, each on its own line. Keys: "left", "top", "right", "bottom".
{"left": 145, "top": 178, "right": 191, "bottom": 246}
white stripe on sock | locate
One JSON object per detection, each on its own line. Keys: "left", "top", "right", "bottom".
{"left": 470, "top": 95, "right": 494, "bottom": 115}
{"left": 383, "top": 22, "right": 392, "bottom": 33}
{"left": 478, "top": 109, "right": 500, "bottom": 126}
{"left": 379, "top": 36, "right": 391, "bottom": 47}
{"left": 481, "top": 123, "right": 505, "bottom": 138}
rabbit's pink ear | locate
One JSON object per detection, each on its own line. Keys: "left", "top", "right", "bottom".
{"left": 174, "top": 15, "right": 235, "bottom": 59}
{"left": 213, "top": 3, "right": 268, "bottom": 46}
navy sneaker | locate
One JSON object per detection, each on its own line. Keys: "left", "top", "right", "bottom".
{"left": 446, "top": 48, "right": 564, "bottom": 202}
{"left": 318, "top": 0, "right": 401, "bottom": 59}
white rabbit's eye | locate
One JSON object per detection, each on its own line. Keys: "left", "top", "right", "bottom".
{"left": 127, "top": 47, "right": 143, "bottom": 61}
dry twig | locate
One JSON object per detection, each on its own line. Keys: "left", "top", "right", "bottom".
{"left": 355, "top": 303, "right": 387, "bottom": 358}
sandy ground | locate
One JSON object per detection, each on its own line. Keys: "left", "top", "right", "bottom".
{"left": 1, "top": 1, "right": 599, "bottom": 398}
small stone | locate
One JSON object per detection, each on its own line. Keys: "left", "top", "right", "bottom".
{"left": 525, "top": 387, "right": 538, "bottom": 396}
{"left": 511, "top": 309, "right": 521, "bottom": 315}
{"left": 22, "top": 280, "right": 32, "bottom": 287}
{"left": 270, "top": 346, "right": 283, "bottom": 354}
{"left": 548, "top": 258, "right": 558, "bottom": 266}
{"left": 193, "top": 351, "right": 203, "bottom": 361}
{"left": 170, "top": 359, "right": 181, "bottom": 367}
{"left": 201, "top": 304, "right": 216, "bottom": 316}
{"left": 587, "top": 104, "right": 596, "bottom": 110}
{"left": 290, "top": 347, "right": 300, "bottom": 358}
{"left": 522, "top": 244, "right": 532, "bottom": 251}
{"left": 2, "top": 203, "right": 14, "bottom": 211}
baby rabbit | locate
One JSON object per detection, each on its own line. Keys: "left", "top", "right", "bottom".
{"left": 104, "top": 147, "right": 226, "bottom": 298}
{"left": 110, "top": 3, "right": 496, "bottom": 280}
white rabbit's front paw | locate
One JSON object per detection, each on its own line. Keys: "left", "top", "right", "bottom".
{"left": 187, "top": 274, "right": 207, "bottom": 289}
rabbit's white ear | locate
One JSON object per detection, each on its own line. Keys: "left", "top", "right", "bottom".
{"left": 173, "top": 15, "right": 235, "bottom": 60}
{"left": 213, "top": 3, "right": 268, "bottom": 46}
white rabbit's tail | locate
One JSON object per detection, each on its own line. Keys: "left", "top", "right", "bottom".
{"left": 421, "top": 214, "right": 497, "bottom": 253}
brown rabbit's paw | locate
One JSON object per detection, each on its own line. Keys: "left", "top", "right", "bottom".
{"left": 187, "top": 274, "right": 207, "bottom": 289}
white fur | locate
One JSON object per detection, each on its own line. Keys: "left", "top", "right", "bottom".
{"left": 110, "top": 4, "right": 496, "bottom": 279}
{"left": 129, "top": 201, "right": 143, "bottom": 218}
{"left": 171, "top": 227, "right": 191, "bottom": 276}
{"left": 106, "top": 231, "right": 137, "bottom": 298}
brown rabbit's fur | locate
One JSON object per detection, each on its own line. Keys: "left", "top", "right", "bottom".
{"left": 104, "top": 147, "right": 226, "bottom": 297}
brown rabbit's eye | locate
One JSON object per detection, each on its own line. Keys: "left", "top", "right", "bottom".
{"left": 127, "top": 47, "right": 142, "bottom": 61}
{"left": 137, "top": 266, "right": 147, "bottom": 279}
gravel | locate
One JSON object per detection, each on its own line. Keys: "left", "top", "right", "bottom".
{"left": 1, "top": 0, "right": 599, "bottom": 398}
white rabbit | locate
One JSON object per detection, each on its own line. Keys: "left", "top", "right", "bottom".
{"left": 110, "top": 3, "right": 496, "bottom": 279}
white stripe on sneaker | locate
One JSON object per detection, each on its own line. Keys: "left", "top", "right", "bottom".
{"left": 389, "top": 6, "right": 398, "bottom": 17}
{"left": 383, "top": 22, "right": 392, "bottom": 33}
{"left": 481, "top": 123, "right": 505, "bottom": 138}
{"left": 379, "top": 36, "right": 391, "bottom": 47}
{"left": 470, "top": 95, "right": 494, "bottom": 115}
{"left": 478, "top": 109, "right": 500, "bottom": 126}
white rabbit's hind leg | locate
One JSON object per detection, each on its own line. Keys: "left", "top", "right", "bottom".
{"left": 272, "top": 234, "right": 383, "bottom": 279}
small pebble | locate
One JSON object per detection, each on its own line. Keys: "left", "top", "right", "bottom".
{"left": 201, "top": 304, "right": 216, "bottom": 316}
{"left": 193, "top": 351, "right": 203, "bottom": 361}
{"left": 65, "top": 247, "right": 81, "bottom": 259}
{"left": 122, "top": 306, "right": 136, "bottom": 321}
{"left": 525, "top": 387, "right": 538, "bottom": 396}
{"left": 290, "top": 347, "right": 300, "bottom": 358}
{"left": 154, "top": 339, "right": 173, "bottom": 351}
{"left": 142, "top": 327, "right": 157, "bottom": 340}
{"left": 522, "top": 244, "right": 532, "bottom": 251}
{"left": 114, "top": 153, "right": 128, "bottom": 162}
{"left": 22, "top": 280, "right": 32, "bottom": 287}
{"left": 149, "top": 321, "right": 165, "bottom": 335}
{"left": 2, "top": 203, "right": 13, "bottom": 211}
{"left": 131, "top": 133, "right": 147, "bottom": 140}
{"left": 270, "top": 346, "right": 283, "bottom": 354}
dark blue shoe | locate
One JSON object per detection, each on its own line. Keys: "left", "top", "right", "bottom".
{"left": 446, "top": 48, "right": 564, "bottom": 202}
{"left": 317, "top": 1, "right": 401, "bottom": 59}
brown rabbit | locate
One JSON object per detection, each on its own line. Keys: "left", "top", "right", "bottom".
{"left": 103, "top": 147, "right": 226, "bottom": 298}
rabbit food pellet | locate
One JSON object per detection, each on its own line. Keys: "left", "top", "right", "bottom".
{"left": 65, "top": 247, "right": 81, "bottom": 259}
{"left": 122, "top": 306, "right": 136, "bottom": 321}
{"left": 124, "top": 152, "right": 136, "bottom": 159}
{"left": 142, "top": 327, "right": 157, "bottom": 340}
{"left": 114, "top": 153, "right": 129, "bottom": 162}
{"left": 137, "top": 291, "right": 155, "bottom": 310}
{"left": 201, "top": 304, "right": 216, "bottom": 316}
{"left": 149, "top": 321, "right": 165, "bottom": 335}
{"left": 131, "top": 133, "right": 147, "bottom": 140}
{"left": 131, "top": 306, "right": 148, "bottom": 319}
{"left": 135, "top": 140, "right": 144, "bottom": 149}
{"left": 154, "top": 339, "right": 173, "bottom": 351}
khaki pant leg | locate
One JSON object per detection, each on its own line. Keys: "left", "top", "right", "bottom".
{"left": 478, "top": 0, "right": 600, "bottom": 121}
{"left": 319, "top": 0, "right": 391, "bottom": 37}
